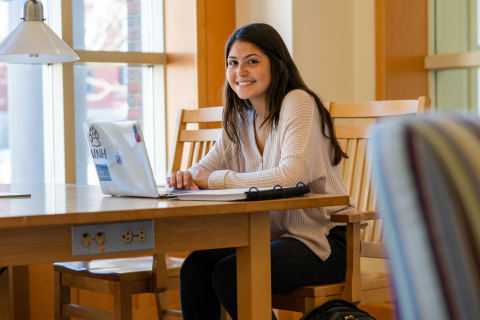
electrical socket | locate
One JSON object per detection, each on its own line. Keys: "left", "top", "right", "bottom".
{"left": 81, "top": 233, "right": 92, "bottom": 247}
{"left": 71, "top": 220, "right": 154, "bottom": 257}
{"left": 136, "top": 228, "right": 146, "bottom": 242}
{"left": 123, "top": 230, "right": 133, "bottom": 244}
{"left": 95, "top": 232, "right": 106, "bottom": 246}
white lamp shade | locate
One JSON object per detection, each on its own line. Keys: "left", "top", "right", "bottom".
{"left": 0, "top": 21, "right": 80, "bottom": 63}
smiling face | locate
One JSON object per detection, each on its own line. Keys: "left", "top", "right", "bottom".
{"left": 227, "top": 40, "right": 272, "bottom": 110}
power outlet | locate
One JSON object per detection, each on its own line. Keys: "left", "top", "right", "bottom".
{"left": 95, "top": 232, "right": 106, "bottom": 246}
{"left": 136, "top": 228, "right": 146, "bottom": 242}
{"left": 71, "top": 220, "right": 154, "bottom": 257}
{"left": 81, "top": 233, "right": 92, "bottom": 247}
{"left": 123, "top": 230, "right": 133, "bottom": 243}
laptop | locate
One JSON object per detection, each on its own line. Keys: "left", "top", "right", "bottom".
{"left": 83, "top": 121, "right": 201, "bottom": 198}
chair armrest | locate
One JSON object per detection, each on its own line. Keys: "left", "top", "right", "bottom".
{"left": 330, "top": 210, "right": 380, "bottom": 223}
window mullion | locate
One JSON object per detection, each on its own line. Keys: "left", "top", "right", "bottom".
{"left": 51, "top": 0, "right": 76, "bottom": 183}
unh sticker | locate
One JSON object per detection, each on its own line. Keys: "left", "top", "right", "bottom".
{"left": 133, "top": 124, "right": 141, "bottom": 142}
{"left": 89, "top": 126, "right": 101, "bottom": 147}
{"left": 89, "top": 126, "right": 107, "bottom": 159}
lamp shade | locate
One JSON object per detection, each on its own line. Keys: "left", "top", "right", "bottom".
{"left": 0, "top": 21, "right": 80, "bottom": 63}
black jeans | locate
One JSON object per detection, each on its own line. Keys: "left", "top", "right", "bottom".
{"left": 179, "top": 226, "right": 347, "bottom": 320}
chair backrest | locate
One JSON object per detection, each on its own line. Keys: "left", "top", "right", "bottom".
{"left": 326, "top": 97, "right": 430, "bottom": 258}
{"left": 168, "top": 107, "right": 223, "bottom": 173}
{"left": 167, "top": 99, "right": 431, "bottom": 258}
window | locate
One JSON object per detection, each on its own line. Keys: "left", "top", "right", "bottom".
{"left": 0, "top": 1, "right": 52, "bottom": 184}
{"left": 426, "top": 0, "right": 480, "bottom": 114}
{"left": 0, "top": 0, "right": 166, "bottom": 185}
{"left": 74, "top": 64, "right": 153, "bottom": 185}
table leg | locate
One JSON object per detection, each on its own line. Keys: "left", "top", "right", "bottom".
{"left": 236, "top": 211, "right": 271, "bottom": 320}
{"left": 0, "top": 266, "right": 30, "bottom": 320}
{"left": 0, "top": 267, "right": 9, "bottom": 319}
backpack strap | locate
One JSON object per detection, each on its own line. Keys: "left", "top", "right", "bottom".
{"left": 313, "top": 299, "right": 359, "bottom": 315}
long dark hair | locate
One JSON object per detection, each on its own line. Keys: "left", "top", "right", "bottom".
{"left": 222, "top": 23, "right": 347, "bottom": 166}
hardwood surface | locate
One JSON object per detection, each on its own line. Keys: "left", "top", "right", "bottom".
{"left": 0, "top": 183, "right": 349, "bottom": 320}
{"left": 0, "top": 184, "right": 348, "bottom": 229}
{"left": 375, "top": 0, "right": 428, "bottom": 101}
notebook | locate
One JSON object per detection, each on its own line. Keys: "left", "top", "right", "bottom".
{"left": 83, "top": 120, "right": 203, "bottom": 198}
{"left": 172, "top": 184, "right": 311, "bottom": 201}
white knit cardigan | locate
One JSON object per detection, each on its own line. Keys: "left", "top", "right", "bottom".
{"left": 188, "top": 89, "right": 356, "bottom": 261}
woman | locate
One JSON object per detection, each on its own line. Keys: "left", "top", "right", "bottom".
{"left": 166, "top": 23, "right": 355, "bottom": 320}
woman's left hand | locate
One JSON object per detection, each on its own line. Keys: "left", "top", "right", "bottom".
{"left": 194, "top": 168, "right": 213, "bottom": 189}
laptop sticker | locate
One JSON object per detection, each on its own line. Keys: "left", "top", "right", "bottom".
{"left": 133, "top": 124, "right": 141, "bottom": 142}
{"left": 89, "top": 126, "right": 107, "bottom": 159}
{"left": 96, "top": 164, "right": 112, "bottom": 181}
{"left": 116, "top": 152, "right": 122, "bottom": 165}
{"left": 89, "top": 126, "right": 101, "bottom": 147}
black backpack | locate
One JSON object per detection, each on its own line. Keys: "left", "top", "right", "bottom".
{"left": 300, "top": 299, "right": 376, "bottom": 320}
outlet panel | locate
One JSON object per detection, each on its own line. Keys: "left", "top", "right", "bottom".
{"left": 72, "top": 220, "right": 154, "bottom": 257}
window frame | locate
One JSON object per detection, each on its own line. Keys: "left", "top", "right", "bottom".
{"left": 426, "top": 0, "right": 480, "bottom": 113}
{"left": 48, "top": 0, "right": 166, "bottom": 184}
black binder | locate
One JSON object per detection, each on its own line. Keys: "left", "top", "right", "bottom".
{"left": 173, "top": 182, "right": 310, "bottom": 201}
{"left": 245, "top": 182, "right": 310, "bottom": 201}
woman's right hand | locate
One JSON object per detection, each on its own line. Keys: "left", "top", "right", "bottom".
{"left": 166, "top": 171, "right": 200, "bottom": 190}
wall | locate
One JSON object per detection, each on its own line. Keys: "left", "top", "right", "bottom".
{"left": 235, "top": 0, "right": 293, "bottom": 54}
{"left": 236, "top": 0, "right": 375, "bottom": 104}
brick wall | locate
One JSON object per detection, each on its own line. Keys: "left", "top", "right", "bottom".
{"left": 127, "top": 0, "right": 143, "bottom": 122}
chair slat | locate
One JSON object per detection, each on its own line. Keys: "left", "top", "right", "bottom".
{"left": 335, "top": 126, "right": 372, "bottom": 139}
{"left": 193, "top": 142, "right": 202, "bottom": 164}
{"left": 352, "top": 140, "right": 366, "bottom": 205}
{"left": 369, "top": 220, "right": 377, "bottom": 242}
{"left": 371, "top": 184, "right": 378, "bottom": 211}
{"left": 201, "top": 141, "right": 208, "bottom": 158}
{"left": 341, "top": 139, "right": 349, "bottom": 179}
{"left": 361, "top": 141, "right": 373, "bottom": 212}
{"left": 329, "top": 100, "right": 419, "bottom": 118}
{"left": 187, "top": 143, "right": 195, "bottom": 168}
{"left": 379, "top": 220, "right": 385, "bottom": 243}
{"left": 208, "top": 141, "right": 215, "bottom": 151}
{"left": 183, "top": 107, "right": 223, "bottom": 123}
{"left": 346, "top": 140, "right": 359, "bottom": 197}
{"left": 180, "top": 128, "right": 223, "bottom": 142}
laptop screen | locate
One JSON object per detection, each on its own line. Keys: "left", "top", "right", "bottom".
{"left": 83, "top": 121, "right": 159, "bottom": 198}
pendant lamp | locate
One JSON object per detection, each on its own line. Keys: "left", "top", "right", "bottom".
{"left": 0, "top": 0, "right": 80, "bottom": 63}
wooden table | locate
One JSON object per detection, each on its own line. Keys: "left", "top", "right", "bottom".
{"left": 0, "top": 183, "right": 349, "bottom": 320}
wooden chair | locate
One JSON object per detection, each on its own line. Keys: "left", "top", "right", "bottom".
{"left": 53, "top": 106, "right": 224, "bottom": 320}
{"left": 272, "top": 97, "right": 431, "bottom": 314}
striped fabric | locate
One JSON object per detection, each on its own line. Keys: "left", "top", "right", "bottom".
{"left": 370, "top": 117, "right": 480, "bottom": 320}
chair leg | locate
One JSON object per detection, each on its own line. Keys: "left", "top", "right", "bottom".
{"left": 0, "top": 267, "right": 10, "bottom": 320}
{"left": 155, "top": 292, "right": 183, "bottom": 319}
{"left": 154, "top": 292, "right": 168, "bottom": 320}
{"left": 54, "top": 271, "right": 71, "bottom": 320}
{"left": 114, "top": 281, "right": 133, "bottom": 320}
